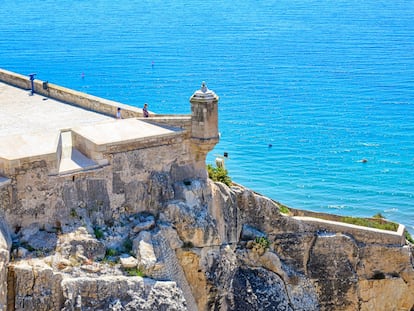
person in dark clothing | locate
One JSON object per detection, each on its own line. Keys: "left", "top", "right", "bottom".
{"left": 143, "top": 103, "right": 149, "bottom": 117}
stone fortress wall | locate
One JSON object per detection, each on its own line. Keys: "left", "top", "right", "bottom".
{"left": 0, "top": 67, "right": 406, "bottom": 247}
{"left": 0, "top": 68, "right": 219, "bottom": 230}
{"left": 0, "top": 68, "right": 412, "bottom": 311}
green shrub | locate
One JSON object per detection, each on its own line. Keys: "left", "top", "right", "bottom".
{"left": 94, "top": 227, "right": 104, "bottom": 239}
{"left": 70, "top": 208, "right": 78, "bottom": 217}
{"left": 125, "top": 267, "right": 145, "bottom": 277}
{"left": 405, "top": 231, "right": 414, "bottom": 244}
{"left": 372, "top": 213, "right": 384, "bottom": 219}
{"left": 254, "top": 236, "right": 270, "bottom": 250}
{"left": 101, "top": 255, "right": 117, "bottom": 266}
{"left": 279, "top": 204, "right": 290, "bottom": 215}
{"left": 207, "top": 164, "right": 232, "bottom": 186}
{"left": 105, "top": 248, "right": 118, "bottom": 257}
{"left": 123, "top": 238, "right": 133, "bottom": 254}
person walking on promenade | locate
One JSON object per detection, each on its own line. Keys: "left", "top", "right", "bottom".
{"left": 143, "top": 103, "right": 149, "bottom": 118}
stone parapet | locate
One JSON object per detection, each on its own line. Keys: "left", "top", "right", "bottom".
{"left": 0, "top": 152, "right": 59, "bottom": 176}
{"left": 143, "top": 116, "right": 192, "bottom": 132}
{"left": 72, "top": 128, "right": 184, "bottom": 162}
{"left": 0, "top": 68, "right": 143, "bottom": 118}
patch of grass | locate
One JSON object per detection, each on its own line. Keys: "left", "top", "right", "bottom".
{"left": 105, "top": 248, "right": 118, "bottom": 257}
{"left": 94, "top": 227, "right": 104, "bottom": 239}
{"left": 254, "top": 236, "right": 270, "bottom": 250}
{"left": 21, "top": 242, "right": 35, "bottom": 252}
{"left": 207, "top": 164, "right": 232, "bottom": 186}
{"left": 250, "top": 236, "right": 270, "bottom": 255}
{"left": 279, "top": 204, "right": 290, "bottom": 215}
{"left": 340, "top": 216, "right": 399, "bottom": 232}
{"left": 101, "top": 256, "right": 118, "bottom": 266}
{"left": 372, "top": 213, "right": 384, "bottom": 219}
{"left": 70, "top": 208, "right": 78, "bottom": 218}
{"left": 405, "top": 230, "right": 414, "bottom": 244}
{"left": 123, "top": 238, "right": 133, "bottom": 254}
{"left": 124, "top": 267, "right": 145, "bottom": 277}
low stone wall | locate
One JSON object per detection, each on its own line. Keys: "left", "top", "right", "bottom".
{"left": 72, "top": 129, "right": 185, "bottom": 164}
{"left": 0, "top": 154, "right": 59, "bottom": 176}
{"left": 0, "top": 69, "right": 29, "bottom": 90}
{"left": 144, "top": 116, "right": 192, "bottom": 133}
{"left": 0, "top": 68, "right": 142, "bottom": 118}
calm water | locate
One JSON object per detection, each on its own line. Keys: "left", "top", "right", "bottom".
{"left": 1, "top": 0, "right": 414, "bottom": 233}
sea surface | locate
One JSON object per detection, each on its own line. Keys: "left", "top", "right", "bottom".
{"left": 1, "top": 0, "right": 413, "bottom": 233}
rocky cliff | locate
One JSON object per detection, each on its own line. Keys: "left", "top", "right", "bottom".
{"left": 1, "top": 178, "right": 413, "bottom": 311}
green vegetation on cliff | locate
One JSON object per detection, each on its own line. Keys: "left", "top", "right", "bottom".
{"left": 340, "top": 215, "right": 399, "bottom": 232}
{"left": 278, "top": 203, "right": 290, "bottom": 215}
{"left": 207, "top": 164, "right": 232, "bottom": 186}
{"left": 406, "top": 231, "right": 414, "bottom": 244}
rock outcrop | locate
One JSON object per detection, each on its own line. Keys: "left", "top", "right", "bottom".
{"left": 2, "top": 179, "right": 413, "bottom": 311}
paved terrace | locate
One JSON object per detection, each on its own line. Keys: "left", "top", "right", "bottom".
{"left": 0, "top": 81, "right": 179, "bottom": 174}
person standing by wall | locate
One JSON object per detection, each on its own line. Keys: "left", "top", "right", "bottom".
{"left": 143, "top": 103, "right": 149, "bottom": 117}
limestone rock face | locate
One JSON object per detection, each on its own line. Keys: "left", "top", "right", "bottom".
{"left": 307, "top": 234, "right": 359, "bottom": 310}
{"left": 9, "top": 260, "right": 63, "bottom": 311}
{"left": 176, "top": 248, "right": 213, "bottom": 311}
{"left": 3, "top": 179, "right": 414, "bottom": 311}
{"left": 226, "top": 267, "right": 293, "bottom": 311}
{"left": 133, "top": 230, "right": 157, "bottom": 273}
{"left": 61, "top": 276, "right": 187, "bottom": 311}
{"left": 209, "top": 182, "right": 239, "bottom": 244}
{"left": 160, "top": 181, "right": 221, "bottom": 248}
{"left": 359, "top": 278, "right": 414, "bottom": 311}
{"left": 160, "top": 201, "right": 221, "bottom": 247}
{"left": 58, "top": 227, "right": 106, "bottom": 261}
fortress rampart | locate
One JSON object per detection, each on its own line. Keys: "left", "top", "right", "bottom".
{"left": 0, "top": 69, "right": 412, "bottom": 311}
{"left": 0, "top": 68, "right": 408, "bottom": 249}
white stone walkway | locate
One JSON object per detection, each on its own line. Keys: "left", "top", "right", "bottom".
{"left": 0, "top": 82, "right": 176, "bottom": 164}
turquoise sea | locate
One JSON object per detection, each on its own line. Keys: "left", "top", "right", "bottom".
{"left": 1, "top": 1, "right": 414, "bottom": 233}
